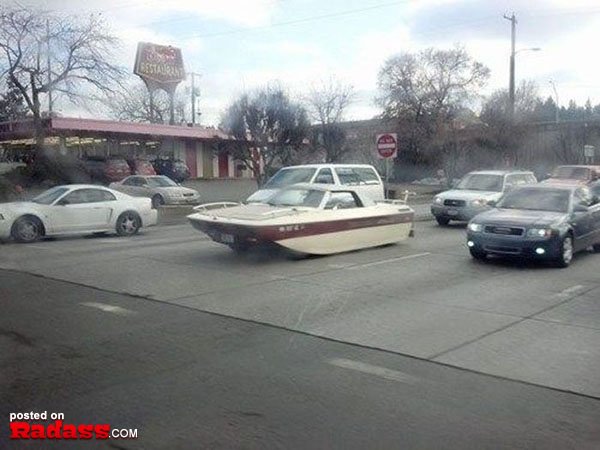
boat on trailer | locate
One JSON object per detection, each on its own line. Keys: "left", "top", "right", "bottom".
{"left": 187, "top": 183, "right": 414, "bottom": 255}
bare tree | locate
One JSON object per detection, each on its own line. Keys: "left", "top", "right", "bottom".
{"left": 107, "top": 82, "right": 187, "bottom": 124}
{"left": 305, "top": 77, "right": 355, "bottom": 162}
{"left": 376, "top": 46, "right": 489, "bottom": 175}
{"left": 0, "top": 5, "right": 125, "bottom": 150}
{"left": 480, "top": 80, "right": 540, "bottom": 166}
{"left": 221, "top": 85, "right": 310, "bottom": 185}
{"left": 0, "top": 78, "right": 28, "bottom": 121}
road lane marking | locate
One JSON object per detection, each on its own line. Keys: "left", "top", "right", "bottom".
{"left": 347, "top": 252, "right": 431, "bottom": 269}
{"left": 80, "top": 302, "right": 135, "bottom": 315}
{"left": 328, "top": 358, "right": 420, "bottom": 384}
{"left": 556, "top": 285, "right": 586, "bottom": 298}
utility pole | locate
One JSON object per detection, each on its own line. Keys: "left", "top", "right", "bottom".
{"left": 46, "top": 19, "right": 53, "bottom": 114}
{"left": 503, "top": 13, "right": 517, "bottom": 120}
{"left": 189, "top": 72, "right": 201, "bottom": 125}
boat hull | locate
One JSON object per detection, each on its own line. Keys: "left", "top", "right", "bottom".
{"left": 188, "top": 208, "right": 414, "bottom": 255}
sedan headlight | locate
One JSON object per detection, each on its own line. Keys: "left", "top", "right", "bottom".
{"left": 468, "top": 223, "right": 483, "bottom": 232}
{"left": 527, "top": 228, "right": 553, "bottom": 238}
{"left": 470, "top": 198, "right": 489, "bottom": 207}
{"left": 0, "top": 213, "right": 4, "bottom": 220}
{"left": 434, "top": 196, "right": 443, "bottom": 205}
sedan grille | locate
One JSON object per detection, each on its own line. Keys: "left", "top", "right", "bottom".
{"left": 444, "top": 199, "right": 466, "bottom": 207}
{"left": 484, "top": 225, "right": 524, "bottom": 236}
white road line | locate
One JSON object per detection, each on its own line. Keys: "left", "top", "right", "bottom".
{"left": 556, "top": 285, "right": 586, "bottom": 298}
{"left": 80, "top": 302, "right": 135, "bottom": 315}
{"left": 347, "top": 252, "right": 431, "bottom": 269}
{"left": 328, "top": 358, "right": 420, "bottom": 384}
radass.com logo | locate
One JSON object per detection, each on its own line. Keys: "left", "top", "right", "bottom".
{"left": 9, "top": 411, "right": 138, "bottom": 440}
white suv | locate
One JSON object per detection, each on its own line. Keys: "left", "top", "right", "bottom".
{"left": 247, "top": 164, "right": 385, "bottom": 203}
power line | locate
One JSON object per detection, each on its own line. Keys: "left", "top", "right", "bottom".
{"left": 171, "top": 0, "right": 414, "bottom": 40}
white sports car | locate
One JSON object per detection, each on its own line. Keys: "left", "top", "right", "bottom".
{"left": 0, "top": 184, "right": 158, "bottom": 243}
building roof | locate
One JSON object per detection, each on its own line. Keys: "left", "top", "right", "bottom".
{"left": 0, "top": 117, "right": 234, "bottom": 142}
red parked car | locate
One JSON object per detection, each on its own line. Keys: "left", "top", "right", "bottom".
{"left": 127, "top": 158, "right": 156, "bottom": 176}
{"left": 83, "top": 157, "right": 132, "bottom": 183}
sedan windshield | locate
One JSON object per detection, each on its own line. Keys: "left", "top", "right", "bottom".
{"left": 32, "top": 187, "right": 69, "bottom": 205}
{"left": 267, "top": 188, "right": 324, "bottom": 207}
{"left": 264, "top": 168, "right": 317, "bottom": 189}
{"left": 147, "top": 176, "right": 178, "bottom": 187}
{"left": 497, "top": 188, "right": 570, "bottom": 213}
{"left": 551, "top": 166, "right": 591, "bottom": 181}
{"left": 457, "top": 174, "right": 504, "bottom": 192}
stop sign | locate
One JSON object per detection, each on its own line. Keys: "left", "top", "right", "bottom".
{"left": 376, "top": 133, "right": 397, "bottom": 159}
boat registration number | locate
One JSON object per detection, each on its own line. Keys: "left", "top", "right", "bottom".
{"left": 217, "top": 233, "right": 235, "bottom": 244}
{"left": 446, "top": 208, "right": 458, "bottom": 216}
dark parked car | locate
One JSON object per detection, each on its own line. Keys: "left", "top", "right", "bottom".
{"left": 542, "top": 165, "right": 600, "bottom": 185}
{"left": 127, "top": 158, "right": 156, "bottom": 176}
{"left": 82, "top": 157, "right": 132, "bottom": 183}
{"left": 466, "top": 184, "right": 600, "bottom": 268}
{"left": 152, "top": 158, "right": 190, "bottom": 183}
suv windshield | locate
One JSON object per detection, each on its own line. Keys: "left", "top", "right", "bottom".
{"left": 497, "top": 187, "right": 570, "bottom": 213}
{"left": 147, "top": 176, "right": 178, "bottom": 187}
{"left": 264, "top": 168, "right": 317, "bottom": 189}
{"left": 267, "top": 188, "right": 324, "bottom": 207}
{"left": 457, "top": 174, "right": 504, "bottom": 192}
{"left": 551, "top": 166, "right": 591, "bottom": 181}
{"left": 32, "top": 187, "right": 69, "bottom": 205}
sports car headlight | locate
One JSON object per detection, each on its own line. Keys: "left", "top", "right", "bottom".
{"left": 527, "top": 228, "right": 553, "bottom": 238}
{"left": 468, "top": 223, "right": 483, "bottom": 232}
{"left": 470, "top": 198, "right": 489, "bottom": 207}
{"left": 434, "top": 196, "right": 443, "bottom": 205}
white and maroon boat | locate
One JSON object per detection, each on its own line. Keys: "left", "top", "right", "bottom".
{"left": 187, "top": 184, "right": 414, "bottom": 255}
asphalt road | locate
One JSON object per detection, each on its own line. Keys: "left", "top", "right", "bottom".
{"left": 2, "top": 220, "right": 600, "bottom": 448}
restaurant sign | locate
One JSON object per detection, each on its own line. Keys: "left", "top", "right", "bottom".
{"left": 133, "top": 42, "right": 185, "bottom": 92}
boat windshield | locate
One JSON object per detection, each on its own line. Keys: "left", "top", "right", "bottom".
{"left": 147, "top": 176, "right": 178, "bottom": 187}
{"left": 267, "top": 188, "right": 324, "bottom": 208}
{"left": 32, "top": 186, "right": 70, "bottom": 205}
{"left": 457, "top": 174, "right": 504, "bottom": 192}
{"left": 551, "top": 166, "right": 591, "bottom": 181}
{"left": 497, "top": 187, "right": 570, "bottom": 213}
{"left": 264, "top": 168, "right": 317, "bottom": 189}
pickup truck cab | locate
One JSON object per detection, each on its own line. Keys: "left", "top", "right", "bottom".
{"left": 247, "top": 164, "right": 385, "bottom": 203}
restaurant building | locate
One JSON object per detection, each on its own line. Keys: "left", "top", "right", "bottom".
{"left": 0, "top": 117, "right": 254, "bottom": 179}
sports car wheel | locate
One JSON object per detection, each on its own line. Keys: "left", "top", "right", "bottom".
{"left": 554, "top": 235, "right": 573, "bottom": 268}
{"left": 469, "top": 248, "right": 487, "bottom": 261}
{"left": 436, "top": 217, "right": 450, "bottom": 226}
{"left": 116, "top": 212, "right": 141, "bottom": 237}
{"left": 151, "top": 194, "right": 165, "bottom": 209}
{"left": 11, "top": 216, "right": 43, "bottom": 243}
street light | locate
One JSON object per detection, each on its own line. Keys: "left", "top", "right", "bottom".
{"left": 549, "top": 80, "right": 559, "bottom": 123}
{"left": 515, "top": 47, "right": 541, "bottom": 55}
{"left": 504, "top": 13, "right": 542, "bottom": 120}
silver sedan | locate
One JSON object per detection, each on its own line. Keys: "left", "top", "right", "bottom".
{"left": 110, "top": 175, "right": 200, "bottom": 209}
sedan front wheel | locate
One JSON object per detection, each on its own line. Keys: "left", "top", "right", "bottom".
{"left": 151, "top": 194, "right": 165, "bottom": 209}
{"left": 554, "top": 235, "right": 573, "bottom": 268}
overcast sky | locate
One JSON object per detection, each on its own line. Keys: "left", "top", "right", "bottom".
{"left": 26, "top": 0, "right": 600, "bottom": 125}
